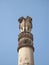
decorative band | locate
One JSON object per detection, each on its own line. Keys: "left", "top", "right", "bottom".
{"left": 17, "top": 44, "right": 34, "bottom": 52}
{"left": 18, "top": 32, "right": 33, "bottom": 41}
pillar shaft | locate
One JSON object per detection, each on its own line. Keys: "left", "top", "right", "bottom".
{"left": 18, "top": 47, "right": 34, "bottom": 65}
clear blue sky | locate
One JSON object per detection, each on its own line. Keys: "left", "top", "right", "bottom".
{"left": 0, "top": 0, "right": 49, "bottom": 65}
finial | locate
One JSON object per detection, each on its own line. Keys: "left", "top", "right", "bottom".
{"left": 18, "top": 16, "right": 32, "bottom": 33}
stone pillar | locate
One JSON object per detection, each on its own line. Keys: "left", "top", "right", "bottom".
{"left": 17, "top": 16, "right": 34, "bottom": 65}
